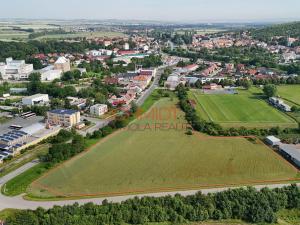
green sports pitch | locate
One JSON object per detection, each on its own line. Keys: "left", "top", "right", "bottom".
{"left": 28, "top": 97, "right": 298, "bottom": 199}
{"left": 188, "top": 89, "right": 297, "bottom": 128}
{"left": 278, "top": 85, "right": 300, "bottom": 106}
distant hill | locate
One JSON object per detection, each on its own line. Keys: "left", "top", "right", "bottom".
{"left": 251, "top": 21, "right": 300, "bottom": 44}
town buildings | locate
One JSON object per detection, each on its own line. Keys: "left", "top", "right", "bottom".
{"left": 0, "top": 58, "right": 33, "bottom": 80}
{"left": 39, "top": 66, "right": 62, "bottom": 81}
{"left": 164, "top": 75, "right": 181, "bottom": 90}
{"left": 47, "top": 109, "right": 81, "bottom": 127}
{"left": 90, "top": 104, "right": 108, "bottom": 116}
{"left": 22, "top": 94, "right": 50, "bottom": 106}
{"left": 54, "top": 56, "right": 71, "bottom": 73}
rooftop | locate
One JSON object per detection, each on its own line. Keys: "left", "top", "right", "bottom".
{"left": 49, "top": 109, "right": 78, "bottom": 115}
{"left": 279, "top": 144, "right": 300, "bottom": 162}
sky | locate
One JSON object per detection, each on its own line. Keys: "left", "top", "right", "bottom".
{"left": 1, "top": 0, "right": 300, "bottom": 22}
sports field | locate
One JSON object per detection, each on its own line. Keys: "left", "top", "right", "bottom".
{"left": 28, "top": 97, "right": 298, "bottom": 198}
{"left": 189, "top": 89, "right": 297, "bottom": 128}
{"left": 278, "top": 85, "right": 300, "bottom": 106}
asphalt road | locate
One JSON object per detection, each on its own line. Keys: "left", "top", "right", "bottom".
{"left": 78, "top": 116, "right": 112, "bottom": 137}
{"left": 136, "top": 67, "right": 164, "bottom": 106}
{"left": 0, "top": 160, "right": 39, "bottom": 186}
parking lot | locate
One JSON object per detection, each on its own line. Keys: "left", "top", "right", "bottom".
{"left": 0, "top": 116, "right": 44, "bottom": 136}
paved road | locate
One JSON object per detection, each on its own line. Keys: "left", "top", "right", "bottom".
{"left": 78, "top": 116, "right": 113, "bottom": 137}
{"left": 0, "top": 160, "right": 39, "bottom": 186}
{"left": 136, "top": 67, "right": 164, "bottom": 106}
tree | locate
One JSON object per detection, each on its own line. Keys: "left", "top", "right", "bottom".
{"left": 263, "top": 84, "right": 277, "bottom": 97}
{"left": 26, "top": 58, "right": 44, "bottom": 70}
{"left": 27, "top": 72, "right": 43, "bottom": 94}
{"left": 240, "top": 79, "right": 252, "bottom": 90}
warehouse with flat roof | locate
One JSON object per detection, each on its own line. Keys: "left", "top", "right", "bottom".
{"left": 279, "top": 144, "right": 300, "bottom": 167}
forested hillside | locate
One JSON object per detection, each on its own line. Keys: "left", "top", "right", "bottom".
{"left": 251, "top": 22, "right": 300, "bottom": 46}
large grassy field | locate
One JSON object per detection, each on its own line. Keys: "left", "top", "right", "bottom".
{"left": 278, "top": 85, "right": 300, "bottom": 106}
{"left": 34, "top": 31, "right": 126, "bottom": 40}
{"left": 28, "top": 97, "right": 298, "bottom": 199}
{"left": 189, "top": 89, "right": 297, "bottom": 128}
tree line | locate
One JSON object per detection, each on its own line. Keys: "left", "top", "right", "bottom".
{"left": 5, "top": 185, "right": 300, "bottom": 225}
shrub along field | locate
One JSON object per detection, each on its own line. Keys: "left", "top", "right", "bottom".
{"left": 28, "top": 97, "right": 298, "bottom": 199}
{"left": 278, "top": 85, "right": 300, "bottom": 106}
{"left": 188, "top": 89, "right": 297, "bottom": 128}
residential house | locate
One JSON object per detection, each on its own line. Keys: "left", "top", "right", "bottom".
{"left": 90, "top": 104, "right": 108, "bottom": 116}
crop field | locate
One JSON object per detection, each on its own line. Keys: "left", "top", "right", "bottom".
{"left": 175, "top": 28, "right": 225, "bottom": 35}
{"left": 188, "top": 89, "right": 297, "bottom": 128}
{"left": 278, "top": 85, "right": 300, "bottom": 106}
{"left": 28, "top": 97, "right": 298, "bottom": 199}
{"left": 34, "top": 31, "right": 127, "bottom": 40}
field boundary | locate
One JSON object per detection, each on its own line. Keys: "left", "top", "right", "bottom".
{"left": 30, "top": 133, "right": 299, "bottom": 199}
{"left": 191, "top": 91, "right": 213, "bottom": 121}
{"left": 30, "top": 177, "right": 300, "bottom": 199}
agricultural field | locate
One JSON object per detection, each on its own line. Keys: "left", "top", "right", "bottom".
{"left": 28, "top": 97, "right": 298, "bottom": 199}
{"left": 0, "top": 21, "right": 126, "bottom": 41}
{"left": 175, "top": 28, "right": 225, "bottom": 35}
{"left": 188, "top": 89, "right": 297, "bottom": 128}
{"left": 34, "top": 31, "right": 127, "bottom": 40}
{"left": 278, "top": 85, "right": 300, "bottom": 106}
{"left": 0, "top": 22, "right": 60, "bottom": 41}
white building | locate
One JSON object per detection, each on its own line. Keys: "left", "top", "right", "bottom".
{"left": 22, "top": 94, "right": 49, "bottom": 106}
{"left": 40, "top": 66, "right": 62, "bottom": 81}
{"left": 124, "top": 43, "right": 130, "bottom": 50}
{"left": 266, "top": 136, "right": 281, "bottom": 146}
{"left": 0, "top": 58, "right": 33, "bottom": 80}
{"left": 90, "top": 104, "right": 108, "bottom": 116}
{"left": 282, "top": 52, "right": 297, "bottom": 63}
{"left": 164, "top": 75, "right": 180, "bottom": 90}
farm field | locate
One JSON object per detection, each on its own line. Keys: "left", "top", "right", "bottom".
{"left": 34, "top": 31, "right": 126, "bottom": 40}
{"left": 175, "top": 28, "right": 225, "bottom": 35}
{"left": 188, "top": 89, "right": 297, "bottom": 128}
{"left": 28, "top": 97, "right": 298, "bottom": 199}
{"left": 278, "top": 85, "right": 300, "bottom": 106}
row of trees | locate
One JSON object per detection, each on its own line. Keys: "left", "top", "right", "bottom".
{"left": 176, "top": 84, "right": 298, "bottom": 136}
{"left": 5, "top": 185, "right": 300, "bottom": 224}
{"left": 0, "top": 40, "right": 106, "bottom": 62}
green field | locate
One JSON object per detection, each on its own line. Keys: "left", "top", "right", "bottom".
{"left": 34, "top": 31, "right": 126, "bottom": 40}
{"left": 278, "top": 85, "right": 300, "bottom": 106}
{"left": 189, "top": 89, "right": 297, "bottom": 128}
{"left": 28, "top": 97, "right": 298, "bottom": 199}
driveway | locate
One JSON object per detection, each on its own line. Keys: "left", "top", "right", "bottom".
{"left": 78, "top": 116, "right": 114, "bottom": 136}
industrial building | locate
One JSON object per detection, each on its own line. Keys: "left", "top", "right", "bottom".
{"left": 266, "top": 136, "right": 281, "bottom": 146}
{"left": 22, "top": 94, "right": 49, "bottom": 106}
{"left": 47, "top": 109, "right": 81, "bottom": 127}
{"left": 40, "top": 65, "right": 62, "bottom": 81}
{"left": 0, "top": 58, "right": 33, "bottom": 80}
{"left": 0, "top": 130, "right": 29, "bottom": 151}
{"left": 279, "top": 144, "right": 300, "bottom": 167}
{"left": 269, "top": 97, "right": 292, "bottom": 112}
